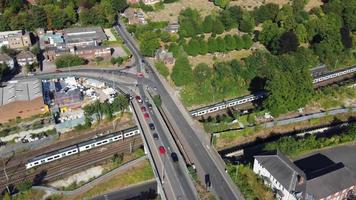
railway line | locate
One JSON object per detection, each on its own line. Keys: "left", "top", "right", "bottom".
{"left": 0, "top": 135, "right": 143, "bottom": 193}
{"left": 190, "top": 65, "right": 356, "bottom": 118}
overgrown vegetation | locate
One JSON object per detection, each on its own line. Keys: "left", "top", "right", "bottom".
{"left": 55, "top": 55, "right": 86, "bottom": 68}
{"left": 227, "top": 164, "right": 275, "bottom": 200}
{"left": 264, "top": 124, "right": 356, "bottom": 157}
{"left": 154, "top": 61, "right": 169, "bottom": 78}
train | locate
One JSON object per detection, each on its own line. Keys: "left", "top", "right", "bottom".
{"left": 25, "top": 126, "right": 140, "bottom": 169}
{"left": 190, "top": 65, "right": 356, "bottom": 117}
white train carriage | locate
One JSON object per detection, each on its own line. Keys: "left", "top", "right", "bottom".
{"left": 123, "top": 126, "right": 140, "bottom": 138}
{"left": 26, "top": 145, "right": 79, "bottom": 169}
{"left": 78, "top": 132, "right": 123, "bottom": 152}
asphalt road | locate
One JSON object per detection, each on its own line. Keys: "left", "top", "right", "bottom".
{"left": 91, "top": 180, "right": 157, "bottom": 200}
{"left": 114, "top": 20, "right": 243, "bottom": 200}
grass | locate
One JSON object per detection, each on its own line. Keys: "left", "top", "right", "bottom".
{"left": 72, "top": 159, "right": 154, "bottom": 200}
{"left": 227, "top": 164, "right": 275, "bottom": 200}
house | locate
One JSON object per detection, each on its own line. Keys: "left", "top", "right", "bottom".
{"left": 44, "top": 46, "right": 111, "bottom": 61}
{"left": 253, "top": 151, "right": 356, "bottom": 200}
{"left": 166, "top": 23, "right": 180, "bottom": 33}
{"left": 156, "top": 48, "right": 175, "bottom": 65}
{"left": 16, "top": 51, "right": 37, "bottom": 66}
{"left": 0, "top": 30, "right": 31, "bottom": 49}
{"left": 0, "top": 53, "right": 15, "bottom": 69}
{"left": 63, "top": 27, "right": 107, "bottom": 47}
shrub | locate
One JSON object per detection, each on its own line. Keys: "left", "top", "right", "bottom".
{"left": 55, "top": 55, "right": 86, "bottom": 68}
{"left": 155, "top": 61, "right": 169, "bottom": 78}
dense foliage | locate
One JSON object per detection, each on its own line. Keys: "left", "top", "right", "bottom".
{"left": 155, "top": 61, "right": 169, "bottom": 78}
{"left": 264, "top": 124, "right": 356, "bottom": 157}
{"left": 55, "top": 55, "right": 86, "bottom": 68}
{"left": 0, "top": 0, "right": 128, "bottom": 30}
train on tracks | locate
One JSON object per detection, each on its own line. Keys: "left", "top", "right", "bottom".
{"left": 26, "top": 126, "right": 140, "bottom": 169}
{"left": 190, "top": 65, "right": 356, "bottom": 117}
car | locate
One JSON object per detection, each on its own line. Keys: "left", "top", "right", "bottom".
{"left": 152, "top": 133, "right": 159, "bottom": 140}
{"left": 144, "top": 97, "right": 149, "bottom": 103}
{"left": 55, "top": 69, "right": 62, "bottom": 73}
{"left": 149, "top": 123, "right": 155, "bottom": 130}
{"left": 159, "top": 146, "right": 166, "bottom": 155}
{"left": 141, "top": 106, "right": 147, "bottom": 112}
{"left": 147, "top": 103, "right": 153, "bottom": 109}
{"left": 135, "top": 96, "right": 142, "bottom": 103}
{"left": 171, "top": 152, "right": 178, "bottom": 162}
{"left": 144, "top": 113, "right": 150, "bottom": 119}
{"left": 137, "top": 72, "right": 144, "bottom": 78}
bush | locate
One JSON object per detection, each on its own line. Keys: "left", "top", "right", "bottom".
{"left": 55, "top": 55, "right": 86, "bottom": 68}
{"left": 155, "top": 61, "right": 169, "bottom": 78}
{"left": 16, "top": 180, "right": 32, "bottom": 192}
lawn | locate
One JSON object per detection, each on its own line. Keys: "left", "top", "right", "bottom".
{"left": 71, "top": 159, "right": 154, "bottom": 200}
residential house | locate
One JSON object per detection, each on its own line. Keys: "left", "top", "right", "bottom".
{"left": 253, "top": 151, "right": 356, "bottom": 200}
{"left": 166, "top": 23, "right": 180, "bottom": 33}
{"left": 156, "top": 48, "right": 175, "bottom": 65}
{"left": 63, "top": 27, "right": 107, "bottom": 47}
{"left": 16, "top": 51, "right": 37, "bottom": 67}
{"left": 0, "top": 30, "right": 31, "bottom": 49}
{"left": 0, "top": 53, "right": 15, "bottom": 69}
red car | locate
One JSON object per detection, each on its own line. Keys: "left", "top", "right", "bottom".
{"left": 159, "top": 146, "right": 166, "bottom": 155}
{"left": 137, "top": 72, "right": 144, "bottom": 78}
{"left": 144, "top": 113, "right": 150, "bottom": 119}
{"left": 135, "top": 96, "right": 142, "bottom": 103}
{"left": 141, "top": 106, "right": 147, "bottom": 112}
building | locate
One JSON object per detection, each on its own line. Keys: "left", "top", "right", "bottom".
{"left": 0, "top": 53, "right": 14, "bottom": 69}
{"left": 123, "top": 8, "right": 146, "bottom": 24}
{"left": 166, "top": 23, "right": 180, "bottom": 33}
{"left": 53, "top": 89, "right": 83, "bottom": 107}
{"left": 44, "top": 46, "right": 111, "bottom": 61}
{"left": 253, "top": 151, "right": 356, "bottom": 200}
{"left": 63, "top": 27, "right": 107, "bottom": 47}
{"left": 0, "top": 30, "right": 31, "bottom": 49}
{"left": 0, "top": 79, "right": 46, "bottom": 123}
{"left": 16, "top": 51, "right": 37, "bottom": 66}
{"left": 39, "top": 30, "right": 65, "bottom": 50}
{"left": 156, "top": 48, "right": 175, "bottom": 65}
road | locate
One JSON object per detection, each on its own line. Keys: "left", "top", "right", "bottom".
{"left": 115, "top": 19, "right": 243, "bottom": 200}
{"left": 91, "top": 180, "right": 157, "bottom": 200}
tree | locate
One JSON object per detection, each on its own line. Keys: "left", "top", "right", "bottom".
{"left": 213, "top": 0, "right": 230, "bottom": 9}
{"left": 207, "top": 37, "right": 218, "bottom": 53}
{"left": 202, "top": 15, "right": 214, "bottom": 33}
{"left": 224, "top": 35, "right": 236, "bottom": 51}
{"left": 111, "top": 0, "right": 128, "bottom": 13}
{"left": 16, "top": 180, "right": 32, "bottom": 192}
{"left": 212, "top": 19, "right": 225, "bottom": 35}
{"left": 2, "top": 192, "right": 10, "bottom": 200}
{"left": 234, "top": 35, "right": 244, "bottom": 50}
{"left": 198, "top": 39, "right": 208, "bottom": 55}
{"left": 242, "top": 34, "right": 253, "bottom": 49}
{"left": 239, "top": 12, "right": 255, "bottom": 33}
{"left": 64, "top": 4, "right": 77, "bottom": 25}
{"left": 253, "top": 3, "right": 280, "bottom": 23}
{"left": 258, "top": 20, "right": 283, "bottom": 52}
{"left": 340, "top": 27, "right": 352, "bottom": 49}
{"left": 220, "top": 9, "right": 237, "bottom": 30}
{"left": 171, "top": 56, "right": 193, "bottom": 86}
{"left": 292, "top": 0, "right": 308, "bottom": 13}
{"left": 278, "top": 31, "right": 299, "bottom": 54}
{"left": 32, "top": 6, "right": 48, "bottom": 29}
{"left": 140, "top": 32, "right": 160, "bottom": 57}
{"left": 295, "top": 24, "right": 308, "bottom": 43}
{"left": 155, "top": 60, "right": 169, "bottom": 78}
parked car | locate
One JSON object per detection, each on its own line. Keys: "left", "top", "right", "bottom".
{"left": 152, "top": 133, "right": 159, "bottom": 140}
{"left": 135, "top": 96, "right": 142, "bottom": 103}
{"left": 171, "top": 152, "right": 178, "bottom": 162}
{"left": 147, "top": 103, "right": 153, "bottom": 109}
{"left": 144, "top": 97, "right": 149, "bottom": 103}
{"left": 137, "top": 72, "right": 144, "bottom": 78}
{"left": 159, "top": 146, "right": 166, "bottom": 155}
{"left": 149, "top": 123, "right": 155, "bottom": 130}
{"left": 144, "top": 113, "right": 150, "bottom": 119}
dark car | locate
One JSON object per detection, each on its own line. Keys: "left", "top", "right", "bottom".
{"left": 152, "top": 133, "right": 159, "bottom": 140}
{"left": 149, "top": 123, "right": 155, "bottom": 130}
{"left": 147, "top": 103, "right": 153, "bottom": 109}
{"left": 171, "top": 152, "right": 178, "bottom": 162}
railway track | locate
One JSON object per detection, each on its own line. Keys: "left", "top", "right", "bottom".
{"left": 0, "top": 136, "right": 143, "bottom": 193}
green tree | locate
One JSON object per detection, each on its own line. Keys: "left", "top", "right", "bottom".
{"left": 220, "top": 9, "right": 237, "bottom": 30}
{"left": 32, "top": 6, "right": 48, "bottom": 29}
{"left": 171, "top": 56, "right": 193, "bottom": 86}
{"left": 234, "top": 35, "right": 244, "bottom": 50}
{"left": 258, "top": 20, "right": 283, "bottom": 52}
{"left": 253, "top": 3, "right": 280, "bottom": 23}
{"left": 111, "top": 0, "right": 128, "bottom": 13}
{"left": 212, "top": 19, "right": 225, "bottom": 35}
{"left": 16, "top": 180, "right": 32, "bottom": 192}
{"left": 213, "top": 0, "right": 230, "bottom": 9}
{"left": 242, "top": 34, "right": 253, "bottom": 49}
{"left": 239, "top": 12, "right": 255, "bottom": 33}
{"left": 278, "top": 31, "right": 299, "bottom": 54}
{"left": 295, "top": 24, "right": 308, "bottom": 43}
{"left": 140, "top": 32, "right": 160, "bottom": 57}
{"left": 207, "top": 37, "right": 218, "bottom": 53}
{"left": 224, "top": 35, "right": 236, "bottom": 51}
{"left": 155, "top": 61, "right": 169, "bottom": 78}
{"left": 202, "top": 15, "right": 214, "bottom": 33}
{"left": 193, "top": 63, "right": 212, "bottom": 84}
{"left": 198, "top": 39, "right": 208, "bottom": 55}
{"left": 64, "top": 4, "right": 77, "bottom": 25}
